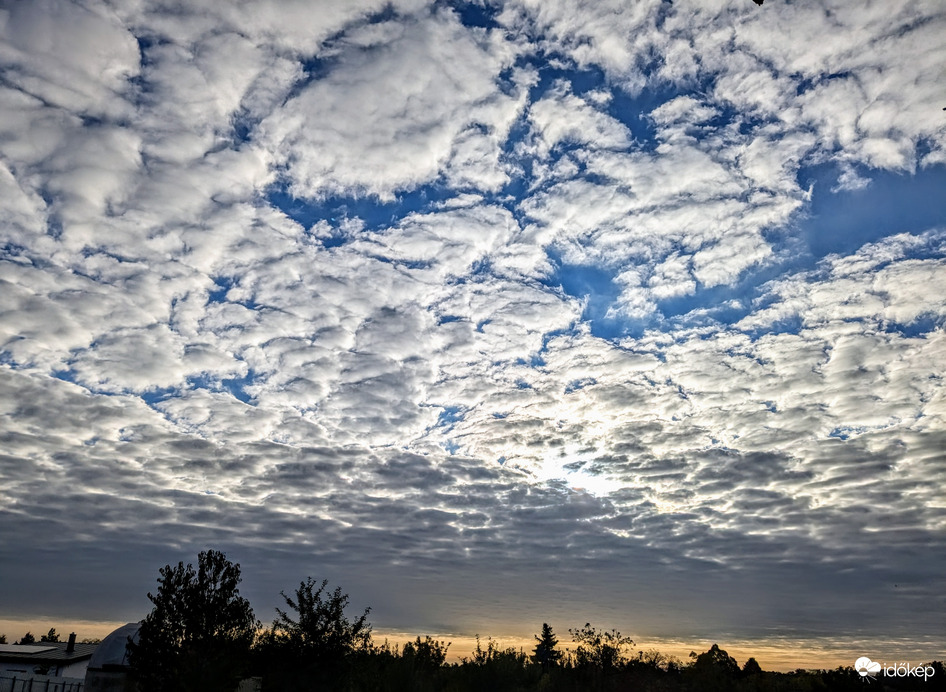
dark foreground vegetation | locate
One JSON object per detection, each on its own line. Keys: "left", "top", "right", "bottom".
{"left": 13, "top": 550, "right": 938, "bottom": 692}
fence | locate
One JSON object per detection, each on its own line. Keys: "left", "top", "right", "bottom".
{"left": 0, "top": 675, "right": 83, "bottom": 692}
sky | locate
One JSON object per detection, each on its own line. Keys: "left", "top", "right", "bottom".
{"left": 1, "top": 0, "right": 945, "bottom": 671}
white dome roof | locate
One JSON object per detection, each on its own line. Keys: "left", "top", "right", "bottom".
{"left": 88, "top": 623, "right": 140, "bottom": 669}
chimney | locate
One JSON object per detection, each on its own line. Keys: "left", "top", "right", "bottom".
{"left": 66, "top": 633, "right": 76, "bottom": 653}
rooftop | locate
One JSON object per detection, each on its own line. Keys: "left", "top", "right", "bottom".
{"left": 0, "top": 642, "right": 97, "bottom": 662}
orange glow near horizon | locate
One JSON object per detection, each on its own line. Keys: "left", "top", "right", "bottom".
{"left": 369, "top": 632, "right": 944, "bottom": 672}
{"left": 0, "top": 617, "right": 129, "bottom": 643}
{"left": 1, "top": 618, "right": 940, "bottom": 673}
{"left": 366, "top": 631, "right": 875, "bottom": 671}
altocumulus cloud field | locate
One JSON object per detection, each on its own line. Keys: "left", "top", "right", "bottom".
{"left": 1, "top": 0, "right": 945, "bottom": 665}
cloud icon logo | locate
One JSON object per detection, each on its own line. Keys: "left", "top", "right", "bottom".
{"left": 855, "top": 657, "right": 881, "bottom": 680}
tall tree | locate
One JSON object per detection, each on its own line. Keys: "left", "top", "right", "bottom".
{"left": 40, "top": 628, "right": 60, "bottom": 643}
{"left": 128, "top": 549, "right": 258, "bottom": 692}
{"left": 531, "top": 623, "right": 562, "bottom": 671}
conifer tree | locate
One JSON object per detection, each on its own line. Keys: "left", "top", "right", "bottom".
{"left": 531, "top": 623, "right": 562, "bottom": 670}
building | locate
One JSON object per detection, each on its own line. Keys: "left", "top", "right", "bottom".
{"left": 82, "top": 623, "right": 261, "bottom": 692}
{"left": 0, "top": 634, "right": 94, "bottom": 690}
{"left": 83, "top": 623, "right": 139, "bottom": 692}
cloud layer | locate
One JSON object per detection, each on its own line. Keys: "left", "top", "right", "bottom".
{"left": 1, "top": 0, "right": 944, "bottom": 651}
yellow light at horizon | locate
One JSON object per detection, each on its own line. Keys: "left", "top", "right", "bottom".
{"left": 2, "top": 619, "right": 938, "bottom": 674}
{"left": 0, "top": 617, "right": 130, "bottom": 643}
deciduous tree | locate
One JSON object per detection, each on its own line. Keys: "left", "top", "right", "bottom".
{"left": 402, "top": 635, "right": 450, "bottom": 671}
{"left": 128, "top": 549, "right": 258, "bottom": 692}
{"left": 685, "top": 643, "right": 740, "bottom": 692}
{"left": 743, "top": 656, "right": 763, "bottom": 676}
{"left": 256, "top": 576, "right": 372, "bottom": 690}
{"left": 569, "top": 623, "right": 633, "bottom": 671}
{"left": 271, "top": 576, "right": 372, "bottom": 664}
{"left": 689, "top": 643, "right": 739, "bottom": 676}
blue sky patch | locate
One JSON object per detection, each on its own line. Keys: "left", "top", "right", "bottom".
{"left": 266, "top": 185, "right": 450, "bottom": 234}
{"left": 441, "top": 0, "right": 502, "bottom": 30}
{"left": 140, "top": 386, "right": 178, "bottom": 407}
{"left": 207, "top": 277, "right": 235, "bottom": 304}
{"left": 882, "top": 313, "right": 943, "bottom": 339}
{"left": 609, "top": 82, "right": 685, "bottom": 149}
{"left": 220, "top": 372, "right": 256, "bottom": 404}
{"left": 540, "top": 257, "right": 632, "bottom": 339}
{"left": 437, "top": 405, "right": 465, "bottom": 430}
{"left": 798, "top": 163, "right": 946, "bottom": 260}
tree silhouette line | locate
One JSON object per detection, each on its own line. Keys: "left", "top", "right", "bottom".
{"left": 1, "top": 629, "right": 101, "bottom": 646}
{"left": 10, "top": 550, "right": 940, "bottom": 691}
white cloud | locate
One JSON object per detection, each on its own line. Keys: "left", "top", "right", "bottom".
{"left": 260, "top": 8, "right": 520, "bottom": 200}
{"left": 498, "top": 0, "right": 664, "bottom": 92}
{"left": 0, "top": 0, "right": 139, "bottom": 118}
{"left": 527, "top": 83, "right": 632, "bottom": 158}
{"left": 648, "top": 253, "right": 695, "bottom": 300}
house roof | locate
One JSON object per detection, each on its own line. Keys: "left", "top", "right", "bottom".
{"left": 0, "top": 642, "right": 97, "bottom": 663}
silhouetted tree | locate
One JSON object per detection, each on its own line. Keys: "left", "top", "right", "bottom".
{"left": 532, "top": 623, "right": 562, "bottom": 671}
{"left": 686, "top": 643, "right": 740, "bottom": 692}
{"left": 128, "top": 549, "right": 257, "bottom": 692}
{"left": 569, "top": 623, "right": 634, "bottom": 671}
{"left": 403, "top": 635, "right": 450, "bottom": 671}
{"left": 930, "top": 662, "right": 946, "bottom": 692}
{"left": 257, "top": 576, "right": 372, "bottom": 689}
{"left": 637, "top": 649, "right": 670, "bottom": 670}
{"left": 461, "top": 636, "right": 536, "bottom": 691}
{"left": 690, "top": 643, "right": 738, "bottom": 675}
{"left": 40, "top": 627, "right": 60, "bottom": 643}
{"left": 0, "top": 634, "right": 6, "bottom": 644}
{"left": 273, "top": 576, "right": 372, "bottom": 662}
{"left": 742, "top": 656, "right": 762, "bottom": 676}
{"left": 17, "top": 632, "right": 35, "bottom": 645}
